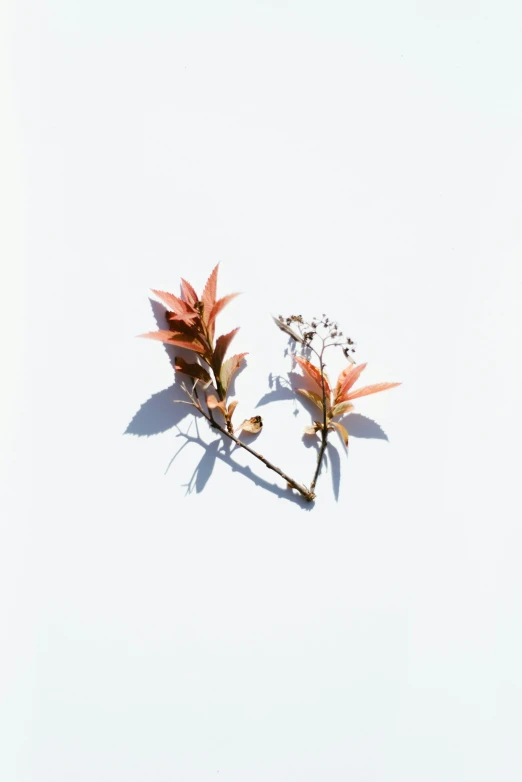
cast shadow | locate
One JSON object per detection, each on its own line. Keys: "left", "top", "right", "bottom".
{"left": 169, "top": 427, "right": 314, "bottom": 509}
{"left": 125, "top": 303, "right": 313, "bottom": 507}
{"left": 126, "top": 309, "right": 387, "bottom": 504}
{"left": 125, "top": 299, "right": 195, "bottom": 436}
{"left": 300, "top": 433, "right": 343, "bottom": 502}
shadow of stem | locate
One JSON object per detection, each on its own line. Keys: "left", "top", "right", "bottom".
{"left": 168, "top": 427, "right": 314, "bottom": 510}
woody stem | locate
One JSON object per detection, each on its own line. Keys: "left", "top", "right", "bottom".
{"left": 310, "top": 341, "right": 329, "bottom": 493}
{"left": 197, "top": 409, "right": 315, "bottom": 502}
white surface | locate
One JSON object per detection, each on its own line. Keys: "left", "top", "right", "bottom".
{"left": 2, "top": 1, "right": 522, "bottom": 779}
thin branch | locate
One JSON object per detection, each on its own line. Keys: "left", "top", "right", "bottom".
{"left": 197, "top": 407, "right": 315, "bottom": 502}
{"left": 310, "top": 338, "right": 329, "bottom": 493}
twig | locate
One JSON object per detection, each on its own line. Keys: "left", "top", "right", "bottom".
{"left": 310, "top": 340, "right": 329, "bottom": 493}
{"left": 197, "top": 406, "right": 315, "bottom": 502}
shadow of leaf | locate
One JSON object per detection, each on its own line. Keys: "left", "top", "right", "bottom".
{"left": 256, "top": 372, "right": 302, "bottom": 409}
{"left": 327, "top": 442, "right": 342, "bottom": 501}
{"left": 182, "top": 438, "right": 221, "bottom": 494}
{"left": 125, "top": 384, "right": 193, "bottom": 436}
{"left": 345, "top": 414, "right": 388, "bottom": 441}
{"left": 256, "top": 387, "right": 296, "bottom": 407}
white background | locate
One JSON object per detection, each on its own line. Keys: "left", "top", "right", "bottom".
{"left": 2, "top": 1, "right": 522, "bottom": 779}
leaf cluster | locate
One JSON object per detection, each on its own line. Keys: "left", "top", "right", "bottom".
{"left": 140, "top": 264, "right": 247, "bottom": 433}
{"left": 139, "top": 265, "right": 401, "bottom": 502}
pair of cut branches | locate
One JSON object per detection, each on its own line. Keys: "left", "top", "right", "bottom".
{"left": 139, "top": 264, "right": 400, "bottom": 502}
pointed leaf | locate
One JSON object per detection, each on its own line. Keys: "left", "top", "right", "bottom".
{"left": 180, "top": 278, "right": 198, "bottom": 305}
{"left": 139, "top": 330, "right": 207, "bottom": 354}
{"left": 174, "top": 356, "right": 212, "bottom": 385}
{"left": 227, "top": 400, "right": 239, "bottom": 419}
{"left": 151, "top": 289, "right": 196, "bottom": 319}
{"left": 164, "top": 336, "right": 207, "bottom": 354}
{"left": 344, "top": 382, "right": 401, "bottom": 401}
{"left": 138, "top": 329, "right": 181, "bottom": 344}
{"left": 296, "top": 388, "right": 324, "bottom": 410}
{"left": 220, "top": 352, "right": 247, "bottom": 393}
{"left": 331, "top": 420, "right": 349, "bottom": 447}
{"left": 294, "top": 355, "right": 331, "bottom": 399}
{"left": 208, "top": 293, "right": 240, "bottom": 329}
{"left": 335, "top": 363, "right": 367, "bottom": 402}
{"left": 202, "top": 263, "right": 219, "bottom": 311}
{"left": 330, "top": 401, "right": 355, "bottom": 418}
{"left": 212, "top": 328, "right": 239, "bottom": 375}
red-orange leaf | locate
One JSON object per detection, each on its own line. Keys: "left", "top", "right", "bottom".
{"left": 139, "top": 330, "right": 182, "bottom": 344}
{"left": 139, "top": 331, "right": 206, "bottom": 354}
{"left": 174, "top": 356, "right": 211, "bottom": 385}
{"left": 220, "top": 352, "right": 247, "bottom": 393}
{"left": 180, "top": 278, "right": 198, "bottom": 306}
{"left": 344, "top": 382, "right": 401, "bottom": 401}
{"left": 335, "top": 363, "right": 367, "bottom": 402}
{"left": 201, "top": 263, "right": 219, "bottom": 312}
{"left": 212, "top": 328, "right": 239, "bottom": 375}
{"left": 208, "top": 293, "right": 240, "bottom": 329}
{"left": 167, "top": 337, "right": 207, "bottom": 354}
{"left": 151, "top": 289, "right": 196, "bottom": 319}
{"left": 294, "top": 355, "right": 331, "bottom": 399}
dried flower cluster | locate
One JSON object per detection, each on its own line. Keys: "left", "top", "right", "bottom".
{"left": 140, "top": 264, "right": 400, "bottom": 502}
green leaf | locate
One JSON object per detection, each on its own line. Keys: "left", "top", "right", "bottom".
{"left": 220, "top": 352, "right": 247, "bottom": 393}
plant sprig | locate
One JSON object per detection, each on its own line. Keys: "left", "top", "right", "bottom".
{"left": 139, "top": 264, "right": 400, "bottom": 502}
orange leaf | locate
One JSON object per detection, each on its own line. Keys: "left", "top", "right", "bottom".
{"left": 344, "top": 382, "right": 401, "bottom": 401}
{"left": 331, "top": 420, "right": 349, "bottom": 447}
{"left": 294, "top": 356, "right": 331, "bottom": 399}
{"left": 174, "top": 356, "right": 211, "bottom": 385}
{"left": 166, "top": 337, "right": 207, "bottom": 354}
{"left": 227, "top": 400, "right": 239, "bottom": 419}
{"left": 220, "top": 352, "right": 247, "bottom": 393}
{"left": 208, "top": 293, "right": 240, "bottom": 329}
{"left": 296, "top": 388, "right": 324, "bottom": 410}
{"left": 139, "top": 331, "right": 207, "bottom": 354}
{"left": 303, "top": 421, "right": 322, "bottom": 435}
{"left": 151, "top": 289, "right": 196, "bottom": 320}
{"left": 180, "top": 278, "right": 198, "bottom": 305}
{"left": 335, "top": 363, "right": 367, "bottom": 402}
{"left": 138, "top": 329, "right": 180, "bottom": 344}
{"left": 212, "top": 328, "right": 239, "bottom": 375}
{"left": 201, "top": 263, "right": 219, "bottom": 312}
{"left": 330, "top": 401, "right": 355, "bottom": 418}
{"left": 207, "top": 394, "right": 226, "bottom": 413}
